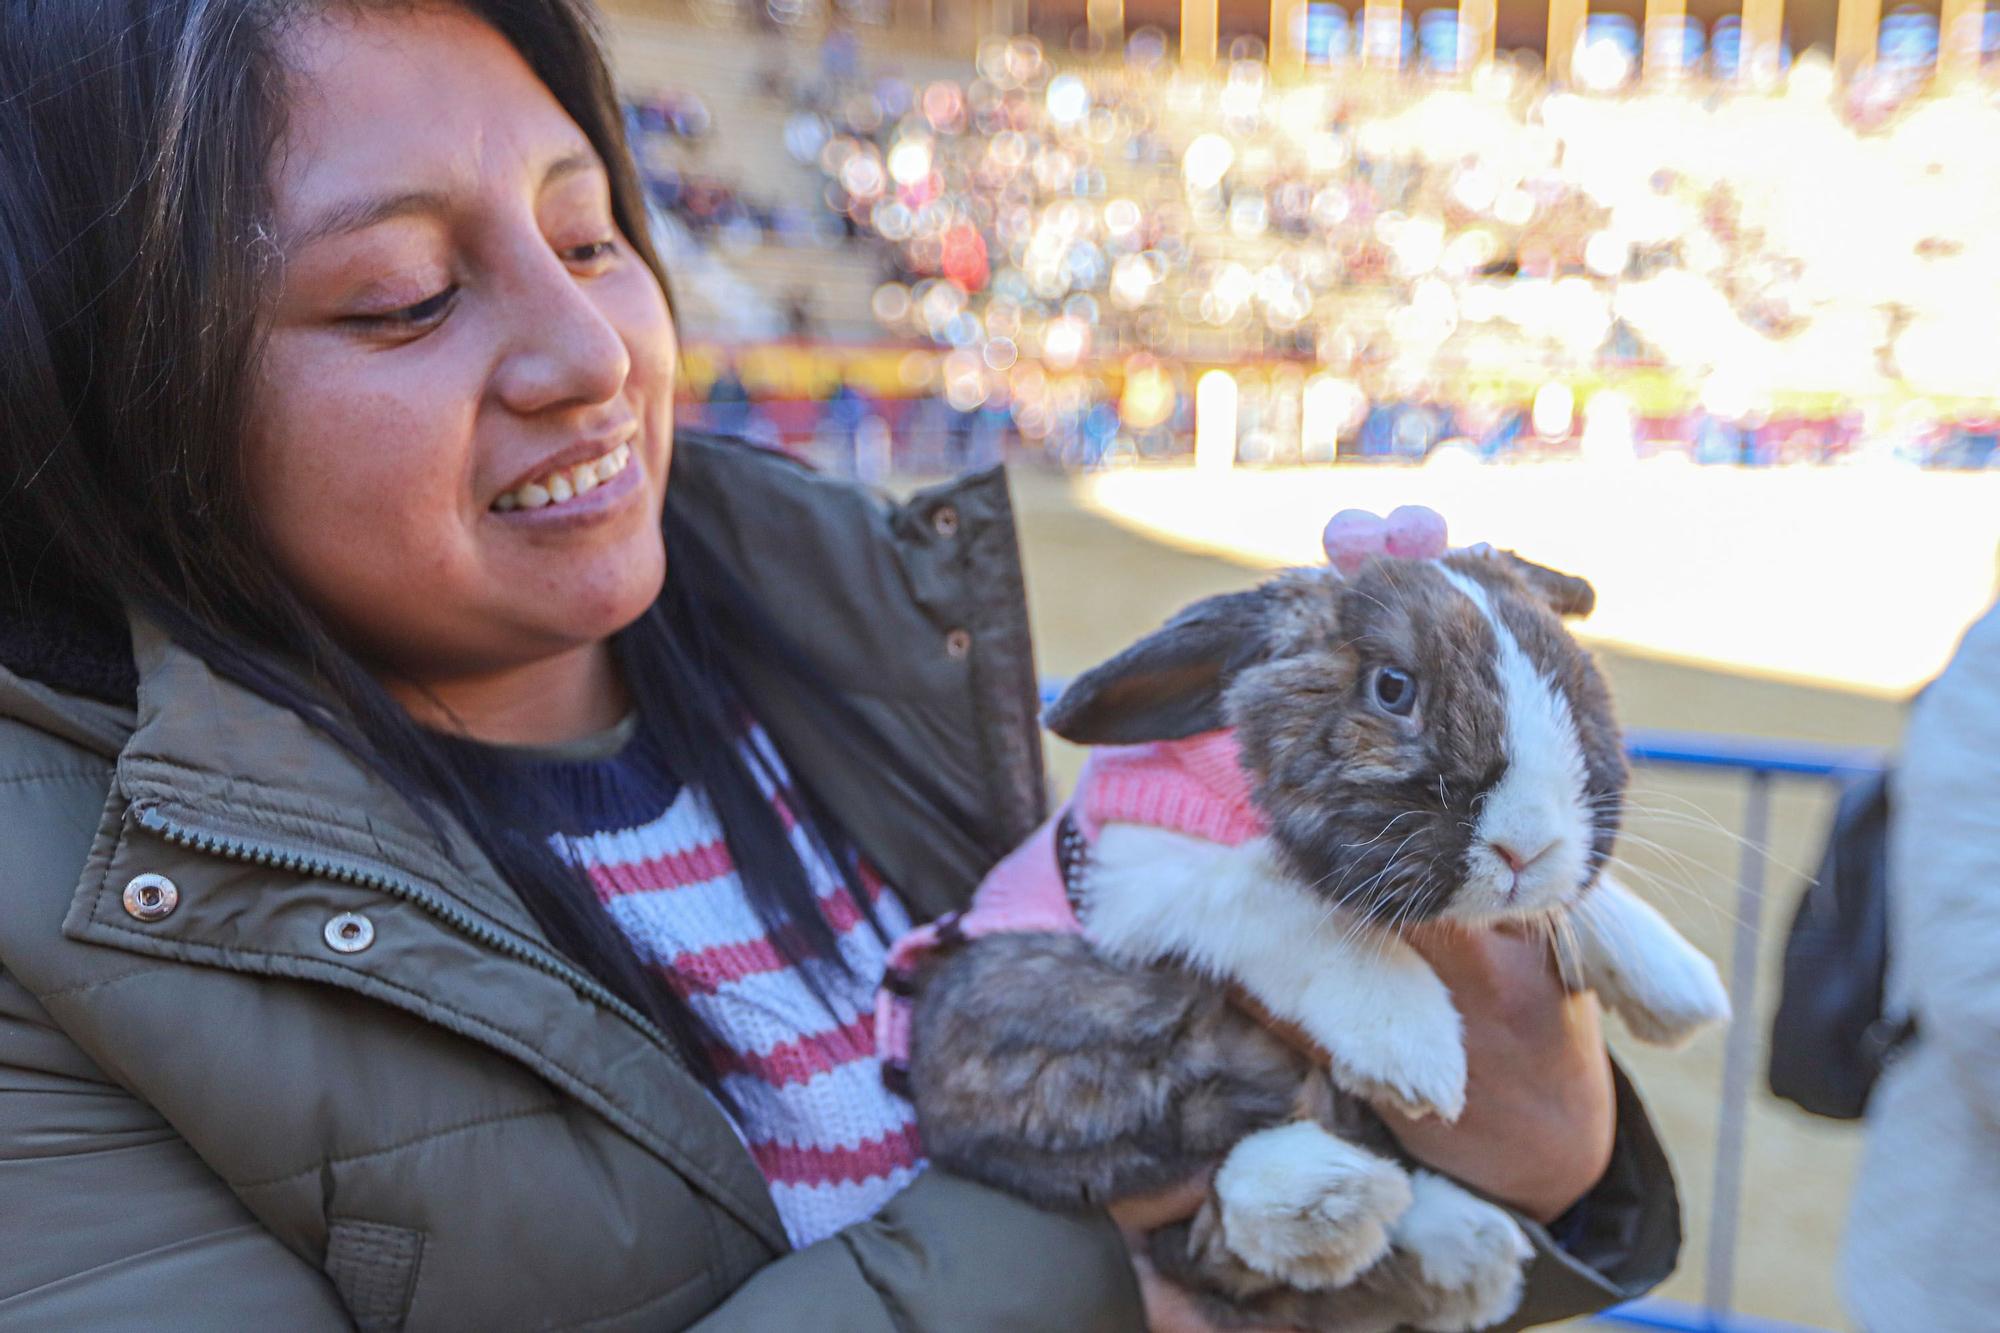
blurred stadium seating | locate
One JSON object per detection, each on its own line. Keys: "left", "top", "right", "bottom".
{"left": 605, "top": 0, "right": 2000, "bottom": 474}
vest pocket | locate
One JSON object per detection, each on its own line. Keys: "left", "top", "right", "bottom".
{"left": 325, "top": 1217, "right": 426, "bottom": 1331}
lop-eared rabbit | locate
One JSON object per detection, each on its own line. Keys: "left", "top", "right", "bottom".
{"left": 899, "top": 544, "right": 1729, "bottom": 1332}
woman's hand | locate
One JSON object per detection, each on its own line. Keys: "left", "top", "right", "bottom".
{"left": 1128, "top": 1253, "right": 1252, "bottom": 1333}
{"left": 1381, "top": 921, "right": 1617, "bottom": 1224}
{"left": 1105, "top": 1171, "right": 1215, "bottom": 1237}
{"left": 1108, "top": 1176, "right": 1300, "bottom": 1333}
{"left": 1109, "top": 1175, "right": 1220, "bottom": 1333}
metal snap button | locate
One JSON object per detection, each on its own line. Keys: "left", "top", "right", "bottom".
{"left": 932, "top": 505, "right": 960, "bottom": 538}
{"left": 122, "top": 874, "right": 180, "bottom": 922}
{"left": 944, "top": 628, "right": 972, "bottom": 659}
{"left": 324, "top": 912, "right": 375, "bottom": 954}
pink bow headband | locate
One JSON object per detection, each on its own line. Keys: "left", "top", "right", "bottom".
{"left": 1322, "top": 505, "right": 1454, "bottom": 575}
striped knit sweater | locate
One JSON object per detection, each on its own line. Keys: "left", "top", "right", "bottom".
{"left": 480, "top": 716, "right": 925, "bottom": 1248}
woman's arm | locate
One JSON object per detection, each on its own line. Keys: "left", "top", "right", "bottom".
{"left": 1381, "top": 924, "right": 1682, "bottom": 1329}
{"left": 3, "top": 955, "right": 1143, "bottom": 1333}
{"left": 1386, "top": 924, "right": 1616, "bottom": 1224}
{"left": 690, "top": 1169, "right": 1144, "bottom": 1332}
{"left": 0, "top": 969, "right": 353, "bottom": 1328}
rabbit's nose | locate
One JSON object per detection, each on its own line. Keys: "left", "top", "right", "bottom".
{"left": 1489, "top": 838, "right": 1554, "bottom": 875}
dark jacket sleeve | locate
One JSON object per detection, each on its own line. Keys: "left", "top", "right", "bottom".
{"left": 0, "top": 968, "right": 353, "bottom": 1329}
{"left": 691, "top": 1170, "right": 1144, "bottom": 1332}
{"left": 1497, "top": 1062, "right": 1682, "bottom": 1330}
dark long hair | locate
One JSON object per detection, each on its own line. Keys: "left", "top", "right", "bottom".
{"left": 0, "top": 0, "right": 877, "bottom": 1095}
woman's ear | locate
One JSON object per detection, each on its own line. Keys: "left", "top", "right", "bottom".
{"left": 1044, "top": 589, "right": 1274, "bottom": 744}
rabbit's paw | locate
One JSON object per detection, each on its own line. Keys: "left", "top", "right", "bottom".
{"left": 1328, "top": 1008, "right": 1472, "bottom": 1120}
{"left": 1571, "top": 880, "right": 1731, "bottom": 1048}
{"left": 1326, "top": 1039, "right": 1467, "bottom": 1124}
{"left": 1213, "top": 1122, "right": 1413, "bottom": 1291}
{"left": 1296, "top": 944, "right": 1468, "bottom": 1122}
{"left": 1601, "top": 926, "right": 1731, "bottom": 1047}
{"left": 1396, "top": 1172, "right": 1532, "bottom": 1333}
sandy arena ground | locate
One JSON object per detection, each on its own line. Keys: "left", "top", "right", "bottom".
{"left": 1001, "top": 459, "right": 1999, "bottom": 1331}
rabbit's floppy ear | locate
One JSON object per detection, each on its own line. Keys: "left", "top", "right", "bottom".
{"left": 1491, "top": 550, "right": 1596, "bottom": 618}
{"left": 1045, "top": 589, "right": 1273, "bottom": 744}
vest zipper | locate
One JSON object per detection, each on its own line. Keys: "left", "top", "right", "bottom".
{"left": 131, "top": 805, "right": 683, "bottom": 1069}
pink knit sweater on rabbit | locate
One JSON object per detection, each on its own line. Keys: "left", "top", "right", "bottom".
{"left": 874, "top": 728, "right": 1268, "bottom": 1077}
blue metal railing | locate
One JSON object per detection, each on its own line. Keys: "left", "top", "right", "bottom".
{"left": 1040, "top": 680, "right": 1882, "bottom": 1333}
{"left": 1623, "top": 728, "right": 1883, "bottom": 781}
{"left": 1593, "top": 1296, "right": 1836, "bottom": 1333}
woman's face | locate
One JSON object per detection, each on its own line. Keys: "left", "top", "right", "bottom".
{"left": 250, "top": 4, "right": 675, "bottom": 688}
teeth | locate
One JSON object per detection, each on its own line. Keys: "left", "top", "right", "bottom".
{"left": 493, "top": 440, "right": 634, "bottom": 513}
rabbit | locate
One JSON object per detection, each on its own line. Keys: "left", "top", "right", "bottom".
{"left": 889, "top": 541, "right": 1730, "bottom": 1333}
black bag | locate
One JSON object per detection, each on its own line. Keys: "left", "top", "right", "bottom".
{"left": 1768, "top": 769, "right": 1917, "bottom": 1120}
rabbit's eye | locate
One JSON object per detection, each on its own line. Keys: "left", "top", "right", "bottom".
{"left": 1372, "top": 667, "right": 1417, "bottom": 717}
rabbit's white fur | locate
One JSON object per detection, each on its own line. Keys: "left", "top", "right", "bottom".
{"left": 1395, "top": 1171, "right": 1535, "bottom": 1333}
{"left": 1086, "top": 826, "right": 1468, "bottom": 1121}
{"left": 1566, "top": 873, "right": 1733, "bottom": 1048}
{"left": 1085, "top": 826, "right": 1729, "bottom": 1123}
{"left": 1433, "top": 568, "right": 1596, "bottom": 922}
{"left": 1212, "top": 1120, "right": 1412, "bottom": 1289}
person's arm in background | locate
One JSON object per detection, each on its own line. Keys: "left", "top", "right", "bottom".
{"left": 1891, "top": 600, "right": 2000, "bottom": 1123}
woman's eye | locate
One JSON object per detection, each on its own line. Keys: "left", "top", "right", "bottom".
{"left": 1371, "top": 666, "right": 1418, "bottom": 717}
{"left": 565, "top": 239, "right": 619, "bottom": 265}
{"left": 359, "top": 285, "right": 457, "bottom": 329}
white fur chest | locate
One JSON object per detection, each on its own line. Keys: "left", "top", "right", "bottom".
{"left": 1079, "top": 822, "right": 1729, "bottom": 1122}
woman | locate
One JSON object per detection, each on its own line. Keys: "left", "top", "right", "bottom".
{"left": 0, "top": 1, "right": 1678, "bottom": 1327}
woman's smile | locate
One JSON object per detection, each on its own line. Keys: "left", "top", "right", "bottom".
{"left": 490, "top": 434, "right": 640, "bottom": 517}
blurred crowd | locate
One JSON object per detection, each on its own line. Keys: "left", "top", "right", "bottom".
{"left": 623, "top": 27, "right": 908, "bottom": 253}
{"left": 627, "top": 91, "right": 822, "bottom": 249}
{"left": 754, "top": 22, "right": 2000, "bottom": 469}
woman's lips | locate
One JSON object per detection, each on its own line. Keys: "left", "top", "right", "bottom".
{"left": 487, "top": 443, "right": 643, "bottom": 528}
{"left": 492, "top": 439, "right": 633, "bottom": 512}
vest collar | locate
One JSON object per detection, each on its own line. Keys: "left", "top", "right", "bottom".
{"left": 1077, "top": 728, "right": 1269, "bottom": 847}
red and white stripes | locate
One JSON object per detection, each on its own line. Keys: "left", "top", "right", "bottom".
{"left": 551, "top": 730, "right": 924, "bottom": 1248}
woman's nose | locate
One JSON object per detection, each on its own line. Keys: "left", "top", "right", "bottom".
{"left": 492, "top": 254, "right": 630, "bottom": 415}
